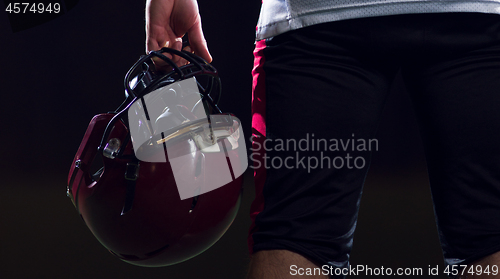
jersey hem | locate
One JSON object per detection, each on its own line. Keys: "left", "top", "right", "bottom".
{"left": 256, "top": 1, "right": 500, "bottom": 40}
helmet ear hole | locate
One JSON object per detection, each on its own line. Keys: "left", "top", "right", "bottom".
{"left": 89, "top": 154, "right": 104, "bottom": 182}
{"left": 92, "top": 167, "right": 104, "bottom": 182}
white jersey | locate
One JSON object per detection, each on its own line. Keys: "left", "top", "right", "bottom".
{"left": 256, "top": 0, "right": 500, "bottom": 40}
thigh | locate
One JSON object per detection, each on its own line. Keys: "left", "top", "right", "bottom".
{"left": 401, "top": 12, "right": 500, "bottom": 269}
{"left": 249, "top": 20, "right": 398, "bottom": 274}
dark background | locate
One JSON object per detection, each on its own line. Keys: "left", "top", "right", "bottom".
{"left": 0, "top": 1, "right": 447, "bottom": 278}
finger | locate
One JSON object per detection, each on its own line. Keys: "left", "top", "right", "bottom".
{"left": 146, "top": 37, "right": 162, "bottom": 54}
{"left": 169, "top": 37, "right": 185, "bottom": 66}
{"left": 149, "top": 41, "right": 173, "bottom": 68}
{"left": 177, "top": 45, "right": 193, "bottom": 66}
{"left": 188, "top": 19, "right": 212, "bottom": 63}
{"left": 149, "top": 39, "right": 190, "bottom": 68}
{"left": 170, "top": 37, "right": 183, "bottom": 51}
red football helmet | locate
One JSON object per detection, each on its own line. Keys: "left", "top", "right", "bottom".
{"left": 67, "top": 47, "right": 247, "bottom": 266}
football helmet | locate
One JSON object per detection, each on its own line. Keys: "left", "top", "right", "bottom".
{"left": 67, "top": 47, "right": 247, "bottom": 266}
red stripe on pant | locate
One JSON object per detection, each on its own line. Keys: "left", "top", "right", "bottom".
{"left": 248, "top": 39, "right": 267, "bottom": 254}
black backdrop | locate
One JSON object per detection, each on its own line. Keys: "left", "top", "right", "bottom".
{"left": 0, "top": 1, "right": 448, "bottom": 278}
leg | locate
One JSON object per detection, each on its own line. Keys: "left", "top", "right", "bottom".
{"left": 248, "top": 18, "right": 399, "bottom": 279}
{"left": 401, "top": 12, "right": 500, "bottom": 278}
{"left": 247, "top": 250, "right": 329, "bottom": 279}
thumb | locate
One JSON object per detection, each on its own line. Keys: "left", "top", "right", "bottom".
{"left": 188, "top": 20, "right": 212, "bottom": 63}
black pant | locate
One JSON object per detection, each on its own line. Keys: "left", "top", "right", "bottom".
{"left": 249, "top": 12, "right": 500, "bottom": 278}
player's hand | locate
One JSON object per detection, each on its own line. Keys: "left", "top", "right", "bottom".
{"left": 145, "top": 0, "right": 212, "bottom": 66}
